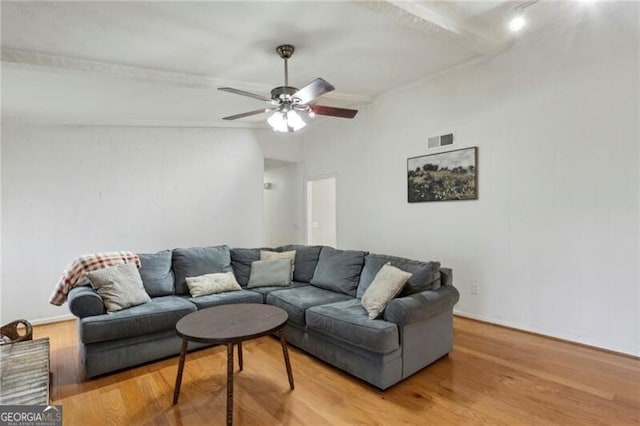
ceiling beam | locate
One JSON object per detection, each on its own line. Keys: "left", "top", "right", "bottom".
{"left": 360, "top": 0, "right": 507, "bottom": 56}
{"left": 1, "top": 48, "right": 375, "bottom": 106}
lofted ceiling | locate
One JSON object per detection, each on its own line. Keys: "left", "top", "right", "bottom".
{"left": 0, "top": 1, "right": 596, "bottom": 128}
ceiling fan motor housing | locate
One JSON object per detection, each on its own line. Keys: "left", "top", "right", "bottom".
{"left": 271, "top": 86, "right": 298, "bottom": 102}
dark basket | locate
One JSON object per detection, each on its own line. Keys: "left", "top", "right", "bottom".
{"left": 1, "top": 319, "right": 33, "bottom": 343}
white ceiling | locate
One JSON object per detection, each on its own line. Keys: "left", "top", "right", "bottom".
{"left": 0, "top": 1, "right": 596, "bottom": 128}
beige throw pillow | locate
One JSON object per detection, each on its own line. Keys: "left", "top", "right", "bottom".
{"left": 87, "top": 263, "right": 151, "bottom": 313}
{"left": 186, "top": 271, "right": 241, "bottom": 297}
{"left": 260, "top": 250, "right": 296, "bottom": 279}
{"left": 361, "top": 263, "right": 412, "bottom": 320}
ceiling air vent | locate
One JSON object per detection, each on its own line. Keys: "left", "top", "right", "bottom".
{"left": 428, "top": 133, "right": 454, "bottom": 149}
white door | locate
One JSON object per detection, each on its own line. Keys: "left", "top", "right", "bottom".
{"left": 306, "top": 177, "right": 337, "bottom": 247}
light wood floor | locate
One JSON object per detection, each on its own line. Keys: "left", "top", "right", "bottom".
{"left": 34, "top": 317, "right": 639, "bottom": 425}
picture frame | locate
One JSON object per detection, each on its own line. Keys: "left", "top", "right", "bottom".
{"left": 407, "top": 147, "right": 478, "bottom": 203}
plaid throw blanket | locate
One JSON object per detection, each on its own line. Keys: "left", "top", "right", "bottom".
{"left": 49, "top": 251, "right": 141, "bottom": 306}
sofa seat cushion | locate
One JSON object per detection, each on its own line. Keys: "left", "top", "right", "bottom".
{"left": 250, "top": 281, "right": 309, "bottom": 302}
{"left": 266, "top": 286, "right": 352, "bottom": 325}
{"left": 186, "top": 289, "right": 263, "bottom": 310}
{"left": 79, "top": 296, "right": 196, "bottom": 344}
{"left": 357, "top": 254, "right": 441, "bottom": 298}
{"left": 306, "top": 299, "right": 399, "bottom": 354}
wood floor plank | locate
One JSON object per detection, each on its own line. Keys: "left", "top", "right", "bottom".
{"left": 30, "top": 317, "right": 639, "bottom": 425}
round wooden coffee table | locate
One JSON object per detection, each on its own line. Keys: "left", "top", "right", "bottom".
{"left": 172, "top": 303, "right": 294, "bottom": 425}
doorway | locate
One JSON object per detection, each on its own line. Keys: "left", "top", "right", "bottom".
{"left": 306, "top": 176, "right": 337, "bottom": 247}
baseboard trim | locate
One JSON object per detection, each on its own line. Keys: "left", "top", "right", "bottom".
{"left": 29, "top": 314, "right": 75, "bottom": 325}
{"left": 453, "top": 310, "right": 639, "bottom": 359}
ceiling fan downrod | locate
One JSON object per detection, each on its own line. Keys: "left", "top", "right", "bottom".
{"left": 276, "top": 44, "right": 294, "bottom": 87}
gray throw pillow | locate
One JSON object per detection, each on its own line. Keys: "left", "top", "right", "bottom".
{"left": 260, "top": 250, "right": 295, "bottom": 280}
{"left": 310, "top": 247, "right": 367, "bottom": 296}
{"left": 87, "top": 263, "right": 151, "bottom": 313}
{"left": 172, "top": 245, "right": 232, "bottom": 295}
{"left": 247, "top": 259, "right": 292, "bottom": 288}
{"left": 138, "top": 250, "right": 174, "bottom": 297}
{"left": 361, "top": 263, "right": 412, "bottom": 319}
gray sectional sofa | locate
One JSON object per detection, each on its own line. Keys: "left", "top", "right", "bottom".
{"left": 67, "top": 244, "right": 459, "bottom": 390}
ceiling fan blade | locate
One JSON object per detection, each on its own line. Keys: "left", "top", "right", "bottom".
{"left": 309, "top": 104, "right": 358, "bottom": 119}
{"left": 222, "top": 109, "right": 271, "bottom": 120}
{"left": 218, "top": 87, "right": 272, "bottom": 102}
{"left": 292, "top": 78, "right": 335, "bottom": 104}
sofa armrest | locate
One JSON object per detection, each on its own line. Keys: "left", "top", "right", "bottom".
{"left": 68, "top": 285, "right": 106, "bottom": 318}
{"left": 383, "top": 285, "right": 459, "bottom": 326}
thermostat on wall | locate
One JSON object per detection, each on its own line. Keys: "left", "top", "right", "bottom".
{"left": 428, "top": 133, "right": 454, "bottom": 149}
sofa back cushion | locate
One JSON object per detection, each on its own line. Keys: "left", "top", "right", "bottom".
{"left": 230, "top": 248, "right": 267, "bottom": 287}
{"left": 310, "top": 247, "right": 366, "bottom": 296}
{"left": 276, "top": 245, "right": 323, "bottom": 283}
{"left": 357, "top": 253, "right": 441, "bottom": 298}
{"left": 172, "top": 245, "right": 232, "bottom": 295}
{"left": 138, "top": 250, "right": 174, "bottom": 297}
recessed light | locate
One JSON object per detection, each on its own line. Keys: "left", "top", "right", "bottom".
{"left": 509, "top": 15, "right": 526, "bottom": 32}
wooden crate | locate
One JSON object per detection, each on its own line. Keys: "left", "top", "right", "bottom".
{"left": 0, "top": 337, "right": 50, "bottom": 405}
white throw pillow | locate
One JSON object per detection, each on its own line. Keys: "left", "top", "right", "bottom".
{"left": 361, "top": 263, "right": 412, "bottom": 319}
{"left": 185, "top": 271, "right": 242, "bottom": 297}
{"left": 87, "top": 263, "right": 151, "bottom": 313}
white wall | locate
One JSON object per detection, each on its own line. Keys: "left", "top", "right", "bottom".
{"left": 1, "top": 124, "right": 264, "bottom": 323}
{"left": 256, "top": 129, "right": 303, "bottom": 163}
{"left": 301, "top": 7, "right": 639, "bottom": 355}
{"left": 263, "top": 163, "right": 304, "bottom": 247}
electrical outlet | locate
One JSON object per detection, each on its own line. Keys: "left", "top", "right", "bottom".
{"left": 470, "top": 283, "right": 480, "bottom": 295}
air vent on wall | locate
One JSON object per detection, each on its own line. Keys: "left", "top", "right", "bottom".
{"left": 428, "top": 133, "right": 454, "bottom": 149}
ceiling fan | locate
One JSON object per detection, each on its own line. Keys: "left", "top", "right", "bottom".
{"left": 218, "top": 44, "right": 358, "bottom": 132}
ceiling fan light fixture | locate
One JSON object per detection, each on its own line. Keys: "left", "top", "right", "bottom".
{"left": 267, "top": 109, "right": 307, "bottom": 133}
{"left": 286, "top": 110, "right": 306, "bottom": 131}
{"left": 267, "top": 111, "right": 288, "bottom": 132}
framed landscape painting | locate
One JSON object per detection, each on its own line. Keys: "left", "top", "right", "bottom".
{"left": 407, "top": 147, "right": 478, "bottom": 202}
